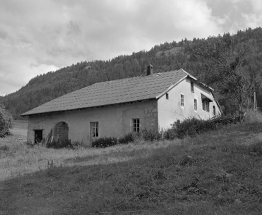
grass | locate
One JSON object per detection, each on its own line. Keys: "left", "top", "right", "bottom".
{"left": 0, "top": 121, "right": 262, "bottom": 214}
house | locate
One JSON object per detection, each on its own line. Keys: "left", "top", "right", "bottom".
{"left": 21, "top": 66, "right": 221, "bottom": 145}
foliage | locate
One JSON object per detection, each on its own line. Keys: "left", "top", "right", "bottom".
{"left": 165, "top": 115, "right": 239, "bottom": 139}
{"left": 2, "top": 28, "right": 262, "bottom": 118}
{"left": 118, "top": 133, "right": 134, "bottom": 144}
{"left": 91, "top": 137, "right": 118, "bottom": 148}
{"left": 0, "top": 104, "right": 13, "bottom": 137}
{"left": 141, "top": 129, "right": 162, "bottom": 141}
{"left": 93, "top": 129, "right": 162, "bottom": 148}
{"left": 193, "top": 33, "right": 262, "bottom": 114}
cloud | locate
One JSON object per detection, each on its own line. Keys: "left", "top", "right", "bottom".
{"left": 2, "top": 0, "right": 259, "bottom": 96}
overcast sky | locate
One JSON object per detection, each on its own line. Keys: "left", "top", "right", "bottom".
{"left": 0, "top": 0, "right": 262, "bottom": 96}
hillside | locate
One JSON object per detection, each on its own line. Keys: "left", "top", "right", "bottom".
{"left": 1, "top": 122, "right": 262, "bottom": 214}
{"left": 1, "top": 27, "right": 262, "bottom": 118}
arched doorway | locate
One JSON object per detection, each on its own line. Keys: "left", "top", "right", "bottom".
{"left": 54, "top": 121, "right": 69, "bottom": 143}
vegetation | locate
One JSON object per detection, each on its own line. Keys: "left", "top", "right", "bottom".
{"left": 92, "top": 116, "right": 241, "bottom": 148}
{"left": 1, "top": 28, "right": 262, "bottom": 118}
{"left": 92, "top": 137, "right": 118, "bottom": 148}
{"left": 1, "top": 121, "right": 262, "bottom": 214}
{"left": 0, "top": 104, "right": 13, "bottom": 137}
{"left": 166, "top": 115, "right": 243, "bottom": 139}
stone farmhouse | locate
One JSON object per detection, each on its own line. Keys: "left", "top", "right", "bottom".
{"left": 22, "top": 66, "right": 221, "bottom": 145}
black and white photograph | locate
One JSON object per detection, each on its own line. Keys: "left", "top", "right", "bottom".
{"left": 0, "top": 0, "right": 262, "bottom": 214}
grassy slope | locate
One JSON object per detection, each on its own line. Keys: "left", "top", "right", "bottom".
{"left": 1, "top": 123, "right": 262, "bottom": 215}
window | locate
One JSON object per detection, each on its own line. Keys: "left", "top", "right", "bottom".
{"left": 166, "top": 93, "right": 169, "bottom": 100}
{"left": 194, "top": 99, "right": 197, "bottom": 111}
{"left": 132, "top": 118, "right": 140, "bottom": 132}
{"left": 90, "top": 122, "right": 99, "bottom": 137}
{"left": 181, "top": 94, "right": 184, "bottom": 107}
{"left": 191, "top": 81, "right": 194, "bottom": 93}
{"left": 202, "top": 100, "right": 209, "bottom": 112}
{"left": 213, "top": 106, "right": 216, "bottom": 115}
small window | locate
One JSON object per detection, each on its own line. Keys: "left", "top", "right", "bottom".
{"left": 181, "top": 94, "right": 184, "bottom": 107}
{"left": 194, "top": 99, "right": 197, "bottom": 111}
{"left": 132, "top": 118, "right": 140, "bottom": 132}
{"left": 202, "top": 100, "right": 209, "bottom": 112}
{"left": 213, "top": 106, "right": 216, "bottom": 115}
{"left": 90, "top": 122, "right": 99, "bottom": 137}
{"left": 166, "top": 93, "right": 169, "bottom": 100}
{"left": 191, "top": 81, "right": 194, "bottom": 93}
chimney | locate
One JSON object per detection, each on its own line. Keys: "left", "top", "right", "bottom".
{"left": 146, "top": 64, "right": 153, "bottom": 76}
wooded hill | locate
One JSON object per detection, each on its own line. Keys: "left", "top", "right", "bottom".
{"left": 1, "top": 27, "right": 262, "bottom": 119}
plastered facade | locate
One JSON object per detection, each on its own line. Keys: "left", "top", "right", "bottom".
{"left": 157, "top": 78, "right": 221, "bottom": 131}
{"left": 27, "top": 77, "right": 221, "bottom": 145}
{"left": 27, "top": 100, "right": 158, "bottom": 146}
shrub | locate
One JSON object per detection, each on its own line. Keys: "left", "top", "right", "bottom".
{"left": 119, "top": 133, "right": 134, "bottom": 144}
{"left": 167, "top": 115, "right": 237, "bottom": 139}
{"left": 141, "top": 129, "right": 162, "bottom": 141}
{"left": 118, "top": 129, "right": 162, "bottom": 144}
{"left": 0, "top": 105, "right": 13, "bottom": 138}
{"left": 92, "top": 137, "right": 118, "bottom": 148}
{"left": 163, "top": 128, "right": 176, "bottom": 140}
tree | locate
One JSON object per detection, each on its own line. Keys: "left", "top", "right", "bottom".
{"left": 193, "top": 34, "right": 261, "bottom": 114}
{"left": 0, "top": 104, "right": 13, "bottom": 137}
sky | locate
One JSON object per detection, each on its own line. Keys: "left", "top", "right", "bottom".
{"left": 0, "top": 0, "right": 262, "bottom": 96}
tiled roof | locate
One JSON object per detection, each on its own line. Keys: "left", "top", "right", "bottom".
{"left": 21, "top": 69, "right": 190, "bottom": 116}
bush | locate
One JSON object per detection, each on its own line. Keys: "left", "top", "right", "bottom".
{"left": 92, "top": 137, "right": 118, "bottom": 148}
{"left": 118, "top": 129, "right": 162, "bottom": 144}
{"left": 141, "top": 129, "right": 162, "bottom": 141}
{"left": 167, "top": 115, "right": 237, "bottom": 139}
{"left": 0, "top": 105, "right": 13, "bottom": 137}
{"left": 119, "top": 133, "right": 134, "bottom": 144}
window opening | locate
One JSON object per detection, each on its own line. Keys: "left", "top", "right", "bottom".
{"left": 191, "top": 81, "right": 194, "bottom": 93}
{"left": 213, "top": 106, "right": 216, "bottom": 115}
{"left": 181, "top": 94, "right": 184, "bottom": 107}
{"left": 194, "top": 99, "right": 197, "bottom": 111}
{"left": 202, "top": 100, "right": 209, "bottom": 112}
{"left": 132, "top": 118, "right": 140, "bottom": 132}
{"left": 90, "top": 122, "right": 99, "bottom": 137}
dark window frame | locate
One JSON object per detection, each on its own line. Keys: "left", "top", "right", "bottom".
{"left": 132, "top": 118, "right": 140, "bottom": 132}
{"left": 194, "top": 99, "right": 197, "bottom": 111}
{"left": 181, "top": 94, "right": 184, "bottom": 107}
{"left": 191, "top": 81, "right": 194, "bottom": 93}
{"left": 90, "top": 122, "right": 99, "bottom": 137}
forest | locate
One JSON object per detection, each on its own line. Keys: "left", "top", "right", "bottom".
{"left": 1, "top": 27, "right": 262, "bottom": 119}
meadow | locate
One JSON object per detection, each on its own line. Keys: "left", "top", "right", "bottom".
{"left": 0, "top": 120, "right": 262, "bottom": 214}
